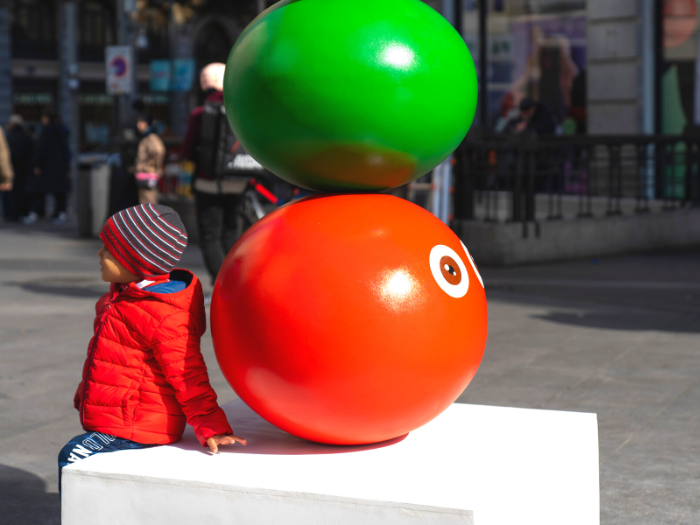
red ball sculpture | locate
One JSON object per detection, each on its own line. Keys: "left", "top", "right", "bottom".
{"left": 211, "top": 194, "right": 488, "bottom": 445}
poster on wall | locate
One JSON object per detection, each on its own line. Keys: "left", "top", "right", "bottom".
{"left": 171, "top": 59, "right": 196, "bottom": 92}
{"left": 105, "top": 46, "right": 134, "bottom": 96}
{"left": 497, "top": 14, "right": 587, "bottom": 134}
{"left": 150, "top": 60, "right": 171, "bottom": 92}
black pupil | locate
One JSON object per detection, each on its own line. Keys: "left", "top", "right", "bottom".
{"left": 446, "top": 265, "right": 456, "bottom": 275}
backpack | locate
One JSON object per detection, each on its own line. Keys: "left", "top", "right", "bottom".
{"left": 199, "top": 100, "right": 265, "bottom": 181}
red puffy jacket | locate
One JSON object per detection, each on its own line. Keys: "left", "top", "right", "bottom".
{"left": 73, "top": 269, "right": 232, "bottom": 446}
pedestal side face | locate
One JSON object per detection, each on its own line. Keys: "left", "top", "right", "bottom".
{"left": 62, "top": 477, "right": 474, "bottom": 525}
{"left": 62, "top": 401, "right": 599, "bottom": 525}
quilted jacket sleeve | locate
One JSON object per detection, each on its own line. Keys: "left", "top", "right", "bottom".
{"left": 74, "top": 294, "right": 111, "bottom": 410}
{"left": 151, "top": 310, "right": 233, "bottom": 446}
{"left": 74, "top": 349, "right": 92, "bottom": 410}
{"left": 73, "top": 383, "right": 82, "bottom": 410}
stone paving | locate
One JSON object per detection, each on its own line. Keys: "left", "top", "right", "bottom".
{"left": 0, "top": 221, "right": 698, "bottom": 524}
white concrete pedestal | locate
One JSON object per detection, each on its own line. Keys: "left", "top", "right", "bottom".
{"left": 62, "top": 401, "right": 599, "bottom": 525}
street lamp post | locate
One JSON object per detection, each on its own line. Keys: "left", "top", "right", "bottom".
{"left": 58, "top": 1, "right": 79, "bottom": 216}
{"left": 478, "top": 0, "right": 487, "bottom": 132}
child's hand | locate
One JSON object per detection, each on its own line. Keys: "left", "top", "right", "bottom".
{"left": 206, "top": 434, "right": 247, "bottom": 453}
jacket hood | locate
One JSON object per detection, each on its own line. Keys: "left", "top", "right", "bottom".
{"left": 110, "top": 269, "right": 206, "bottom": 333}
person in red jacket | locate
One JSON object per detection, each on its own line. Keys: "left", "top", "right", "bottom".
{"left": 180, "top": 63, "right": 242, "bottom": 302}
{"left": 58, "top": 204, "right": 245, "bottom": 488}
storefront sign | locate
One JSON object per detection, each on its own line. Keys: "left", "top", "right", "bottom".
{"left": 12, "top": 93, "right": 54, "bottom": 105}
{"left": 142, "top": 93, "right": 170, "bottom": 105}
{"left": 105, "top": 46, "right": 134, "bottom": 95}
{"left": 171, "top": 58, "right": 196, "bottom": 92}
{"left": 78, "top": 94, "right": 113, "bottom": 106}
{"left": 150, "top": 60, "right": 171, "bottom": 92}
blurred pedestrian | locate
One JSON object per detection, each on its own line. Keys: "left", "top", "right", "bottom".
{"left": 4, "top": 115, "right": 34, "bottom": 221}
{"left": 494, "top": 92, "right": 522, "bottom": 135}
{"left": 515, "top": 98, "right": 558, "bottom": 136}
{"left": 25, "top": 111, "right": 70, "bottom": 225}
{"left": 181, "top": 63, "right": 241, "bottom": 293}
{"left": 0, "top": 123, "right": 15, "bottom": 219}
{"left": 133, "top": 114, "right": 165, "bottom": 205}
{"left": 121, "top": 99, "right": 146, "bottom": 171}
{"left": 108, "top": 101, "right": 145, "bottom": 216}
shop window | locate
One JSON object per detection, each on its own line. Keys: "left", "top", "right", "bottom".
{"left": 10, "top": 0, "right": 56, "bottom": 59}
{"left": 12, "top": 92, "right": 54, "bottom": 128}
{"left": 136, "top": 83, "right": 171, "bottom": 130}
{"left": 194, "top": 22, "right": 232, "bottom": 74}
{"left": 141, "top": 93, "right": 171, "bottom": 127}
{"left": 78, "top": 85, "right": 114, "bottom": 151}
{"left": 470, "top": 0, "right": 587, "bottom": 134}
{"left": 78, "top": 0, "right": 117, "bottom": 62}
{"left": 134, "top": 6, "right": 170, "bottom": 63}
{"left": 659, "top": 0, "right": 700, "bottom": 199}
{"left": 11, "top": 78, "right": 58, "bottom": 133}
{"left": 661, "top": 0, "right": 699, "bottom": 136}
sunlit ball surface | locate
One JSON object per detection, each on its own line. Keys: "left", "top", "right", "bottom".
{"left": 211, "top": 194, "right": 488, "bottom": 445}
{"left": 223, "top": 0, "right": 478, "bottom": 192}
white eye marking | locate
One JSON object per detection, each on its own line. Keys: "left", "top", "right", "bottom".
{"left": 429, "top": 245, "right": 469, "bottom": 298}
{"left": 460, "top": 241, "right": 484, "bottom": 289}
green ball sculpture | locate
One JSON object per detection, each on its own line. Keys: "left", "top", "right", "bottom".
{"left": 224, "top": 0, "right": 478, "bottom": 192}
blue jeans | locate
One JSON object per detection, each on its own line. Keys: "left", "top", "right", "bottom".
{"left": 58, "top": 432, "right": 154, "bottom": 492}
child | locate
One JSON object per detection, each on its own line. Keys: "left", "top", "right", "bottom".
{"left": 59, "top": 204, "right": 245, "bottom": 487}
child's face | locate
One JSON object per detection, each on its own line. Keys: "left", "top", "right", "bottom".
{"left": 97, "top": 246, "right": 139, "bottom": 283}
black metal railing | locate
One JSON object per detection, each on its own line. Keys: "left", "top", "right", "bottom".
{"left": 452, "top": 133, "right": 700, "bottom": 233}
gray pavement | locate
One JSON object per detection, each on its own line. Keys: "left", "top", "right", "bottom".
{"left": 1, "top": 220, "right": 699, "bottom": 524}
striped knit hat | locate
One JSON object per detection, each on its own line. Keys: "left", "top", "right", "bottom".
{"left": 100, "top": 204, "right": 188, "bottom": 280}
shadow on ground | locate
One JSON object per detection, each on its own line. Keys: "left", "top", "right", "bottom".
{"left": 18, "top": 281, "right": 107, "bottom": 299}
{"left": 1, "top": 278, "right": 107, "bottom": 299}
{"left": 481, "top": 245, "right": 700, "bottom": 334}
{"left": 0, "top": 259, "right": 97, "bottom": 273}
{"left": 0, "top": 221, "right": 78, "bottom": 237}
{"left": 534, "top": 309, "right": 700, "bottom": 333}
{"left": 486, "top": 287, "right": 700, "bottom": 334}
{"left": 0, "top": 465, "right": 59, "bottom": 525}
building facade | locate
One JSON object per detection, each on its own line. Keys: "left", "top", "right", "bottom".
{"left": 0, "top": 0, "right": 696, "bottom": 151}
{"left": 2, "top": 0, "right": 270, "bottom": 153}
{"left": 462, "top": 0, "right": 700, "bottom": 137}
